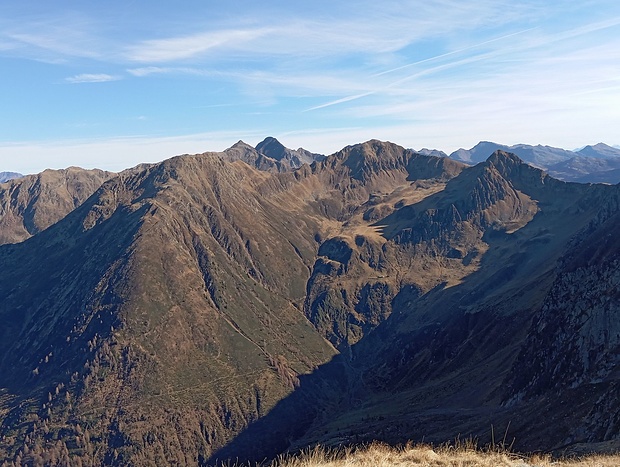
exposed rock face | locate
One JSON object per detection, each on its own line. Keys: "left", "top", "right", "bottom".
{"left": 508, "top": 257, "right": 620, "bottom": 397}
{"left": 1, "top": 141, "right": 620, "bottom": 465}
{"left": 501, "top": 208, "right": 620, "bottom": 447}
{"left": 301, "top": 141, "right": 466, "bottom": 348}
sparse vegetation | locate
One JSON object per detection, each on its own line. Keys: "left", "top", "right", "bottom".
{"left": 224, "top": 442, "right": 620, "bottom": 467}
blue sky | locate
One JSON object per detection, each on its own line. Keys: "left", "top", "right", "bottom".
{"left": 1, "top": 1, "right": 619, "bottom": 174}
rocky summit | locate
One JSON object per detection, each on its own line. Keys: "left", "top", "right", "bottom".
{"left": 1, "top": 139, "right": 619, "bottom": 465}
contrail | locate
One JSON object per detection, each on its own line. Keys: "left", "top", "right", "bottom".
{"left": 305, "top": 27, "right": 538, "bottom": 112}
{"left": 373, "top": 27, "right": 539, "bottom": 77}
{"left": 305, "top": 50, "right": 500, "bottom": 112}
{"left": 305, "top": 92, "right": 376, "bottom": 112}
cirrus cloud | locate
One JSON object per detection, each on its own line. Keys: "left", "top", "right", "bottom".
{"left": 65, "top": 73, "right": 122, "bottom": 83}
{"left": 125, "top": 28, "right": 272, "bottom": 63}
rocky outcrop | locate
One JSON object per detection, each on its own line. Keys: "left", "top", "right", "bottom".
{"left": 507, "top": 258, "right": 620, "bottom": 400}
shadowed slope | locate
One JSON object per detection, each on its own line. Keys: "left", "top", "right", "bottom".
{"left": 210, "top": 150, "right": 620, "bottom": 462}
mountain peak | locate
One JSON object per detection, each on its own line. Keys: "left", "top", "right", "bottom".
{"left": 578, "top": 142, "right": 620, "bottom": 159}
{"left": 254, "top": 136, "right": 325, "bottom": 169}
{"left": 256, "top": 136, "right": 287, "bottom": 160}
{"left": 230, "top": 139, "right": 254, "bottom": 149}
{"left": 416, "top": 148, "right": 448, "bottom": 158}
{"left": 487, "top": 149, "right": 524, "bottom": 166}
{"left": 590, "top": 142, "right": 612, "bottom": 149}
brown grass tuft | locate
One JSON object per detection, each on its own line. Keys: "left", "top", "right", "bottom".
{"left": 223, "top": 442, "right": 620, "bottom": 467}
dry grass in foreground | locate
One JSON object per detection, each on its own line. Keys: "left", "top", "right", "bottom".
{"left": 227, "top": 442, "right": 620, "bottom": 467}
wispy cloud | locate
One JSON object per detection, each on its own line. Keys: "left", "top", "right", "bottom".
{"left": 126, "top": 66, "right": 219, "bottom": 77}
{"left": 303, "top": 48, "right": 508, "bottom": 112}
{"left": 66, "top": 73, "right": 122, "bottom": 83}
{"left": 0, "top": 40, "right": 16, "bottom": 51}
{"left": 5, "top": 24, "right": 103, "bottom": 60}
{"left": 300, "top": 12, "right": 620, "bottom": 113}
{"left": 118, "top": 2, "right": 537, "bottom": 66}
{"left": 126, "top": 66, "right": 168, "bottom": 77}
{"left": 2, "top": 0, "right": 619, "bottom": 169}
{"left": 373, "top": 27, "right": 539, "bottom": 77}
{"left": 125, "top": 28, "right": 271, "bottom": 62}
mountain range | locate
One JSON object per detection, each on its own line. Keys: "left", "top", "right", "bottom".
{"left": 221, "top": 136, "right": 326, "bottom": 172}
{"left": 447, "top": 141, "right": 620, "bottom": 184}
{"left": 1, "top": 138, "right": 619, "bottom": 465}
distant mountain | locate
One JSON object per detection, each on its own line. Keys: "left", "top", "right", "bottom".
{"left": 577, "top": 142, "right": 620, "bottom": 159}
{"left": 0, "top": 167, "right": 115, "bottom": 245}
{"left": 221, "top": 140, "right": 283, "bottom": 172}
{"left": 255, "top": 136, "right": 326, "bottom": 169}
{"left": 0, "top": 172, "right": 22, "bottom": 183}
{"left": 450, "top": 141, "right": 575, "bottom": 166}
{"left": 2, "top": 141, "right": 620, "bottom": 464}
{"left": 450, "top": 141, "right": 620, "bottom": 184}
{"left": 415, "top": 148, "right": 448, "bottom": 158}
{"left": 220, "top": 137, "right": 325, "bottom": 172}
{"left": 547, "top": 156, "right": 620, "bottom": 184}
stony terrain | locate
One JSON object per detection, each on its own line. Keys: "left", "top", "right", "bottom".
{"left": 0, "top": 139, "right": 619, "bottom": 465}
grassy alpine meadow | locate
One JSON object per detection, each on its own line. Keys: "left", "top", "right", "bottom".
{"left": 223, "top": 442, "right": 620, "bottom": 467}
